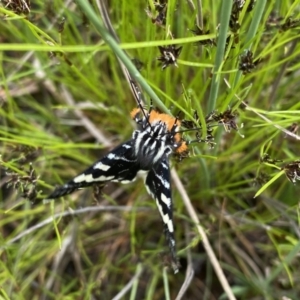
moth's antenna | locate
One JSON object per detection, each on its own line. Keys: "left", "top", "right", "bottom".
{"left": 97, "top": 0, "right": 153, "bottom": 130}
{"left": 97, "top": 0, "right": 146, "bottom": 108}
{"left": 129, "top": 80, "right": 153, "bottom": 129}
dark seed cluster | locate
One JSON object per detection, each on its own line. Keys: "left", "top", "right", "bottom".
{"left": 157, "top": 45, "right": 182, "bottom": 70}
{"left": 5, "top": 163, "right": 39, "bottom": 202}
{"left": 239, "top": 50, "right": 261, "bottom": 74}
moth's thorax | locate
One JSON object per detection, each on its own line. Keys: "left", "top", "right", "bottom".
{"left": 130, "top": 108, "right": 188, "bottom": 168}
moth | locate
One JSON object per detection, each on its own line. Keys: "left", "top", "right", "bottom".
{"left": 47, "top": 102, "right": 191, "bottom": 273}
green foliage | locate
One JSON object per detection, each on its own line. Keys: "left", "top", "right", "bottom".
{"left": 1, "top": 0, "right": 300, "bottom": 299}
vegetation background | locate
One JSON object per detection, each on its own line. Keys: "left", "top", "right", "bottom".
{"left": 1, "top": 0, "right": 300, "bottom": 299}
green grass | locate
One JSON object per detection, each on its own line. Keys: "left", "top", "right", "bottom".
{"left": 1, "top": 0, "right": 300, "bottom": 299}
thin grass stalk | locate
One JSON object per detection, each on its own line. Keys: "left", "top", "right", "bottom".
{"left": 207, "top": 0, "right": 233, "bottom": 112}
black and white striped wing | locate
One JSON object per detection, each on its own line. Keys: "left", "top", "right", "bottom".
{"left": 47, "top": 141, "right": 139, "bottom": 199}
{"left": 145, "top": 157, "right": 178, "bottom": 273}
